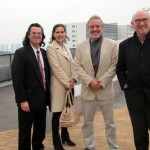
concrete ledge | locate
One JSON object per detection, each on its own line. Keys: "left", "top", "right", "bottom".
{"left": 0, "top": 80, "right": 12, "bottom": 88}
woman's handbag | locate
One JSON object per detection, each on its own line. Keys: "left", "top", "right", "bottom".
{"left": 59, "top": 91, "right": 80, "bottom": 127}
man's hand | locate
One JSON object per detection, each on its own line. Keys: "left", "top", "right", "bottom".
{"left": 89, "top": 79, "right": 102, "bottom": 91}
{"left": 20, "top": 101, "right": 30, "bottom": 112}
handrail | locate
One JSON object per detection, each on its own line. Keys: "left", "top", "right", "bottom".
{"left": 0, "top": 53, "right": 14, "bottom": 82}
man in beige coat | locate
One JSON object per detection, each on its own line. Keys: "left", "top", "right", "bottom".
{"left": 74, "top": 15, "right": 119, "bottom": 150}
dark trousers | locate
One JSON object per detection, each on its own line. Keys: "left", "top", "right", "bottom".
{"left": 18, "top": 107, "right": 46, "bottom": 150}
{"left": 125, "top": 90, "right": 150, "bottom": 150}
{"left": 52, "top": 112, "right": 70, "bottom": 146}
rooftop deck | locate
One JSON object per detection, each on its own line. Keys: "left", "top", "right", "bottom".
{"left": 0, "top": 80, "right": 136, "bottom": 150}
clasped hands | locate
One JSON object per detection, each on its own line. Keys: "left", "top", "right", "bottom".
{"left": 89, "top": 79, "right": 103, "bottom": 91}
{"left": 67, "top": 79, "right": 76, "bottom": 93}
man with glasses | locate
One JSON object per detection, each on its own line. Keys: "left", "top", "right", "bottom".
{"left": 74, "top": 15, "right": 119, "bottom": 150}
{"left": 134, "top": 17, "right": 149, "bottom": 25}
{"left": 11, "top": 23, "right": 51, "bottom": 150}
{"left": 117, "top": 10, "right": 150, "bottom": 150}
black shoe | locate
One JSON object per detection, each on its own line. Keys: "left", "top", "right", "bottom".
{"left": 62, "top": 139, "right": 76, "bottom": 146}
{"left": 33, "top": 149, "right": 44, "bottom": 150}
{"left": 84, "top": 148, "right": 91, "bottom": 150}
{"left": 54, "top": 144, "right": 65, "bottom": 150}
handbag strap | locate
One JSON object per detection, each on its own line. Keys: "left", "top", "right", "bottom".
{"left": 70, "top": 92, "right": 74, "bottom": 105}
{"left": 65, "top": 91, "right": 73, "bottom": 107}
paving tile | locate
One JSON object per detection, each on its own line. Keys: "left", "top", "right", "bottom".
{"left": 0, "top": 108, "right": 136, "bottom": 150}
{"left": 0, "top": 81, "right": 139, "bottom": 149}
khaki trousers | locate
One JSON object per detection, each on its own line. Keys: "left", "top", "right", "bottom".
{"left": 81, "top": 99, "right": 119, "bottom": 150}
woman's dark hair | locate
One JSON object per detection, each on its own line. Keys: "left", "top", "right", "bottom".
{"left": 50, "top": 24, "right": 69, "bottom": 43}
{"left": 23, "top": 23, "right": 45, "bottom": 47}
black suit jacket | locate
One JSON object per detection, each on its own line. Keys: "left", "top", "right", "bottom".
{"left": 117, "top": 32, "right": 150, "bottom": 90}
{"left": 116, "top": 31, "right": 150, "bottom": 101}
{"left": 11, "top": 44, "right": 51, "bottom": 111}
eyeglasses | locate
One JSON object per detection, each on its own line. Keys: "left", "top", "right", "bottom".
{"left": 134, "top": 18, "right": 149, "bottom": 24}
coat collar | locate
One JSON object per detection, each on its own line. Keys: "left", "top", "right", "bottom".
{"left": 52, "top": 40, "right": 71, "bottom": 60}
{"left": 84, "top": 40, "right": 93, "bottom": 69}
{"left": 99, "top": 38, "right": 108, "bottom": 67}
{"left": 84, "top": 38, "right": 107, "bottom": 70}
{"left": 134, "top": 31, "right": 150, "bottom": 43}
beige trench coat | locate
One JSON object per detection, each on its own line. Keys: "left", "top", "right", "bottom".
{"left": 46, "top": 40, "right": 77, "bottom": 112}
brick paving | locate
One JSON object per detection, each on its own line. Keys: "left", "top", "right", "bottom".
{"left": 0, "top": 108, "right": 135, "bottom": 150}
{"left": 0, "top": 81, "right": 137, "bottom": 150}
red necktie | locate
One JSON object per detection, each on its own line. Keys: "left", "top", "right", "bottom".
{"left": 36, "top": 50, "right": 46, "bottom": 90}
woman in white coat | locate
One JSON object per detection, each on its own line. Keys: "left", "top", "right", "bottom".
{"left": 46, "top": 24, "right": 77, "bottom": 150}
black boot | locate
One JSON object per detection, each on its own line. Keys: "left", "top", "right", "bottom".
{"left": 52, "top": 113, "right": 66, "bottom": 150}
{"left": 61, "top": 127, "right": 76, "bottom": 146}
{"left": 54, "top": 143, "right": 65, "bottom": 150}
{"left": 62, "top": 139, "right": 76, "bottom": 146}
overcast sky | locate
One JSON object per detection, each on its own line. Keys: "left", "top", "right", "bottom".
{"left": 0, "top": 0, "right": 150, "bottom": 44}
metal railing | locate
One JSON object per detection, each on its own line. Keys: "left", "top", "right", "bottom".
{"left": 0, "top": 53, "right": 14, "bottom": 82}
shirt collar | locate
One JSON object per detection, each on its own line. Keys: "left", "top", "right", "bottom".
{"left": 134, "top": 31, "right": 150, "bottom": 42}
{"left": 90, "top": 36, "right": 102, "bottom": 44}
{"left": 30, "top": 43, "right": 41, "bottom": 53}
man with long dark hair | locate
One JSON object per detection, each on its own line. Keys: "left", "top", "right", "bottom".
{"left": 11, "top": 23, "right": 51, "bottom": 150}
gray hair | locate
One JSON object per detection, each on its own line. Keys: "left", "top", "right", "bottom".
{"left": 132, "top": 10, "right": 150, "bottom": 22}
{"left": 87, "top": 15, "right": 103, "bottom": 27}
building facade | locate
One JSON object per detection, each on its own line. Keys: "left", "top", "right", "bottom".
{"left": 66, "top": 22, "right": 118, "bottom": 49}
{"left": 117, "top": 25, "right": 134, "bottom": 40}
